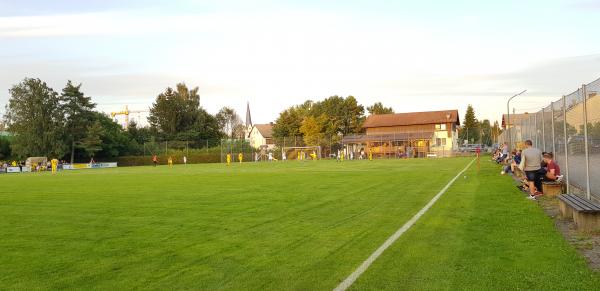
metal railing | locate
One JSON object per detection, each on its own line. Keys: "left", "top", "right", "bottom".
{"left": 499, "top": 77, "right": 600, "bottom": 201}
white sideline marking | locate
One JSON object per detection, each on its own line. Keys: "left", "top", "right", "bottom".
{"left": 333, "top": 159, "right": 476, "bottom": 291}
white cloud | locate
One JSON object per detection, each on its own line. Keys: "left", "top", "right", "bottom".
{"left": 1, "top": 8, "right": 599, "bottom": 124}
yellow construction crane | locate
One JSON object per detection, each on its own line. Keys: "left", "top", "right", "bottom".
{"left": 110, "top": 105, "right": 148, "bottom": 129}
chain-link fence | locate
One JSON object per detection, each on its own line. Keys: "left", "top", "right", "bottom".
{"left": 119, "top": 126, "right": 467, "bottom": 166}
{"left": 499, "top": 77, "right": 600, "bottom": 202}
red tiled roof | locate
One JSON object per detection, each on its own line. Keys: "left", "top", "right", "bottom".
{"left": 362, "top": 110, "right": 460, "bottom": 128}
{"left": 254, "top": 124, "right": 273, "bottom": 138}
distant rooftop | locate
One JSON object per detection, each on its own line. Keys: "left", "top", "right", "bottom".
{"left": 362, "top": 110, "right": 460, "bottom": 128}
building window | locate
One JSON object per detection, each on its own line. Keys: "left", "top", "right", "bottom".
{"left": 435, "top": 123, "right": 447, "bottom": 131}
{"left": 435, "top": 138, "right": 447, "bottom": 147}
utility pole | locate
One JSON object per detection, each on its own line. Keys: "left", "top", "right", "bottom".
{"left": 506, "top": 90, "right": 527, "bottom": 152}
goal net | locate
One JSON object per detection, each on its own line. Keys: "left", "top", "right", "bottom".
{"left": 282, "top": 146, "right": 321, "bottom": 160}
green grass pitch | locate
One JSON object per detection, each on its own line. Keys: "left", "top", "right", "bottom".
{"left": 1, "top": 158, "right": 599, "bottom": 290}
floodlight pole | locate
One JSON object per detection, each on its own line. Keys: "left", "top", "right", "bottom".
{"left": 506, "top": 90, "right": 527, "bottom": 152}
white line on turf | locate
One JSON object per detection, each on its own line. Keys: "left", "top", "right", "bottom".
{"left": 333, "top": 158, "right": 476, "bottom": 291}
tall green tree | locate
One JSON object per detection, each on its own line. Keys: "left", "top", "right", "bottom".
{"left": 458, "top": 104, "right": 480, "bottom": 144}
{"left": 189, "top": 109, "right": 221, "bottom": 140}
{"left": 92, "top": 112, "right": 136, "bottom": 158}
{"left": 480, "top": 119, "right": 492, "bottom": 146}
{"left": 300, "top": 116, "right": 325, "bottom": 146}
{"left": 4, "top": 78, "right": 66, "bottom": 158}
{"left": 310, "top": 96, "right": 365, "bottom": 136}
{"left": 61, "top": 80, "right": 96, "bottom": 163}
{"left": 215, "top": 107, "right": 242, "bottom": 138}
{"left": 0, "top": 136, "right": 11, "bottom": 160}
{"left": 80, "top": 120, "right": 104, "bottom": 159}
{"left": 273, "top": 96, "right": 365, "bottom": 140}
{"left": 367, "top": 102, "right": 394, "bottom": 115}
{"left": 148, "top": 83, "right": 212, "bottom": 140}
{"left": 272, "top": 103, "right": 310, "bottom": 138}
{"left": 127, "top": 120, "right": 152, "bottom": 145}
{"left": 491, "top": 120, "right": 502, "bottom": 145}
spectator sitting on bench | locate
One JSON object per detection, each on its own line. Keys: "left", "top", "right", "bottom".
{"left": 495, "top": 143, "right": 509, "bottom": 164}
{"left": 541, "top": 152, "right": 562, "bottom": 183}
{"left": 521, "top": 140, "right": 544, "bottom": 199}
{"left": 501, "top": 149, "right": 521, "bottom": 175}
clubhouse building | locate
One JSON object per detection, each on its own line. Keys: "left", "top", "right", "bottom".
{"left": 342, "top": 110, "right": 460, "bottom": 158}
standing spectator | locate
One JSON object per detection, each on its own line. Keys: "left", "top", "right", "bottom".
{"left": 521, "top": 140, "right": 543, "bottom": 199}
{"left": 152, "top": 155, "right": 158, "bottom": 167}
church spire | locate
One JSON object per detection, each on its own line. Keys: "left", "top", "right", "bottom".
{"left": 245, "top": 101, "right": 252, "bottom": 127}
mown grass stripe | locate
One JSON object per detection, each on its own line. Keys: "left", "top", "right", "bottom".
{"left": 333, "top": 158, "right": 476, "bottom": 291}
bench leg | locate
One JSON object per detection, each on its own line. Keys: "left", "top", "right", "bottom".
{"left": 558, "top": 200, "right": 573, "bottom": 219}
{"left": 542, "top": 184, "right": 562, "bottom": 197}
{"left": 573, "top": 211, "right": 600, "bottom": 232}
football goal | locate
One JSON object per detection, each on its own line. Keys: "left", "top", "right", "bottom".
{"left": 282, "top": 146, "right": 321, "bottom": 160}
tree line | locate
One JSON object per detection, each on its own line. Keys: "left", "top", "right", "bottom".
{"left": 458, "top": 104, "right": 502, "bottom": 146}
{"left": 1, "top": 78, "right": 252, "bottom": 161}
{"left": 2, "top": 77, "right": 501, "bottom": 161}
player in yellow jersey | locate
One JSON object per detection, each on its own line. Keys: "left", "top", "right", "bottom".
{"left": 238, "top": 152, "right": 243, "bottom": 163}
{"left": 168, "top": 156, "right": 173, "bottom": 167}
{"left": 226, "top": 153, "right": 231, "bottom": 166}
{"left": 51, "top": 158, "right": 58, "bottom": 174}
{"left": 310, "top": 151, "right": 317, "bottom": 160}
{"left": 340, "top": 151, "right": 345, "bottom": 162}
{"left": 368, "top": 149, "right": 373, "bottom": 161}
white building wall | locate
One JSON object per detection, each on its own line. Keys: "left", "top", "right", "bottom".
{"left": 248, "top": 127, "right": 267, "bottom": 149}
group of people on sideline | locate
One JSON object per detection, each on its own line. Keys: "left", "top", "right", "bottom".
{"left": 493, "top": 140, "right": 563, "bottom": 200}
{"left": 0, "top": 159, "right": 67, "bottom": 173}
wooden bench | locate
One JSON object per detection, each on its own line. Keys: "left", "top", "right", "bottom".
{"left": 558, "top": 194, "right": 600, "bottom": 232}
{"left": 542, "top": 181, "right": 563, "bottom": 197}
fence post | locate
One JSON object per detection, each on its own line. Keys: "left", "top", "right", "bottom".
{"left": 283, "top": 137, "right": 286, "bottom": 160}
{"left": 380, "top": 134, "right": 383, "bottom": 159}
{"left": 165, "top": 141, "right": 168, "bottom": 156}
{"left": 220, "top": 139, "right": 223, "bottom": 163}
{"left": 532, "top": 115, "right": 535, "bottom": 143}
{"left": 529, "top": 115, "right": 533, "bottom": 142}
{"left": 551, "top": 102, "right": 556, "bottom": 155}
{"left": 562, "top": 95, "right": 570, "bottom": 194}
{"left": 524, "top": 113, "right": 532, "bottom": 140}
{"left": 582, "top": 85, "right": 591, "bottom": 199}
{"left": 533, "top": 113, "right": 540, "bottom": 148}
{"left": 541, "top": 110, "right": 546, "bottom": 152}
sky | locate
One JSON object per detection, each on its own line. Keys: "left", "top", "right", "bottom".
{"left": 1, "top": 0, "right": 600, "bottom": 126}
